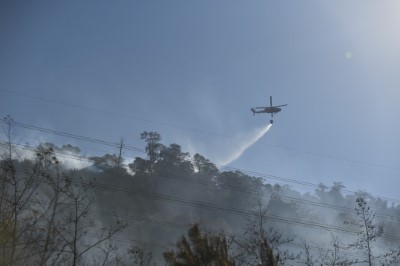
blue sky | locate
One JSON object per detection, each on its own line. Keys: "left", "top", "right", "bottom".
{"left": 1, "top": 1, "right": 399, "bottom": 200}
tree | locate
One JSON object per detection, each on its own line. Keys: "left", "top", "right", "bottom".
{"left": 90, "top": 154, "right": 120, "bottom": 170}
{"left": 129, "top": 157, "right": 151, "bottom": 175}
{"left": 193, "top": 153, "right": 219, "bottom": 181}
{"left": 300, "top": 233, "right": 353, "bottom": 266}
{"left": 300, "top": 241, "right": 314, "bottom": 266}
{"left": 0, "top": 133, "right": 127, "bottom": 265}
{"left": 215, "top": 171, "right": 264, "bottom": 211}
{"left": 164, "top": 224, "right": 235, "bottom": 266}
{"left": 33, "top": 147, "right": 65, "bottom": 266}
{"left": 0, "top": 115, "right": 45, "bottom": 265}
{"left": 236, "top": 203, "right": 296, "bottom": 266}
{"left": 346, "top": 195, "right": 383, "bottom": 265}
{"left": 354, "top": 196, "right": 382, "bottom": 265}
{"left": 318, "top": 233, "right": 353, "bottom": 266}
{"left": 50, "top": 175, "right": 126, "bottom": 265}
{"left": 129, "top": 245, "right": 155, "bottom": 266}
{"left": 140, "top": 131, "right": 163, "bottom": 171}
{"left": 13, "top": 146, "right": 127, "bottom": 265}
{"left": 156, "top": 144, "right": 194, "bottom": 175}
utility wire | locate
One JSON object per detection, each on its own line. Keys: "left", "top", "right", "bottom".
{"left": 2, "top": 139, "right": 400, "bottom": 225}
{"left": 1, "top": 89, "right": 398, "bottom": 172}
{"left": 8, "top": 195, "right": 373, "bottom": 262}
{"left": 26, "top": 197, "right": 366, "bottom": 259}
{"left": 5, "top": 157, "right": 400, "bottom": 244}
{"left": 2, "top": 164, "right": 395, "bottom": 261}
{"left": 1, "top": 118, "right": 400, "bottom": 205}
{"left": 70, "top": 215, "right": 368, "bottom": 260}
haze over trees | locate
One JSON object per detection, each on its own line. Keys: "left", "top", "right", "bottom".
{"left": 1, "top": 122, "right": 400, "bottom": 265}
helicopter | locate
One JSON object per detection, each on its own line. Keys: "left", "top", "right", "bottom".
{"left": 251, "top": 96, "right": 287, "bottom": 124}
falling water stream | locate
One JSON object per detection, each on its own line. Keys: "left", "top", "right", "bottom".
{"left": 220, "top": 123, "right": 272, "bottom": 166}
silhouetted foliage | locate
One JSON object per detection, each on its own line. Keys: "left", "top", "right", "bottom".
{"left": 236, "top": 203, "right": 296, "bottom": 266}
{"left": 300, "top": 233, "right": 353, "bottom": 266}
{"left": 164, "top": 224, "right": 235, "bottom": 266}
{"left": 345, "top": 195, "right": 400, "bottom": 265}
{"left": 140, "top": 131, "right": 163, "bottom": 171}
{"left": 1, "top": 128, "right": 400, "bottom": 265}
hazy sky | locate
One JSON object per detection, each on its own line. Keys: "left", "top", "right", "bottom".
{"left": 1, "top": 1, "right": 399, "bottom": 200}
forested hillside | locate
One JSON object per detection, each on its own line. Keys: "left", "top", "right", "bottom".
{"left": 1, "top": 130, "right": 400, "bottom": 265}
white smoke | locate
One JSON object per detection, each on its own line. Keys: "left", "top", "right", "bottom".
{"left": 0, "top": 143, "right": 92, "bottom": 170}
{"left": 219, "top": 123, "right": 272, "bottom": 166}
{"left": 55, "top": 153, "right": 92, "bottom": 170}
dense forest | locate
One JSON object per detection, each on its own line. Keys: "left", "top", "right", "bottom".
{"left": 1, "top": 123, "right": 400, "bottom": 265}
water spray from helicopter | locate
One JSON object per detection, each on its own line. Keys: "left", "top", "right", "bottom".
{"left": 219, "top": 122, "right": 272, "bottom": 166}
{"left": 217, "top": 96, "right": 286, "bottom": 166}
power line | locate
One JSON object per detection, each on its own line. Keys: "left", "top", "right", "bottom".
{"left": 63, "top": 230, "right": 368, "bottom": 262}
{"left": 6, "top": 159, "right": 400, "bottom": 244}
{"left": 3, "top": 139, "right": 400, "bottom": 227}
{"left": 3, "top": 164, "right": 397, "bottom": 262}
{"left": 12, "top": 170, "right": 400, "bottom": 250}
{"left": 1, "top": 89, "right": 398, "bottom": 172}
{"left": 2, "top": 118, "right": 400, "bottom": 205}
{"left": 4, "top": 140, "right": 400, "bottom": 224}
{"left": 8, "top": 197, "right": 374, "bottom": 261}
{"left": 66, "top": 211, "right": 368, "bottom": 260}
